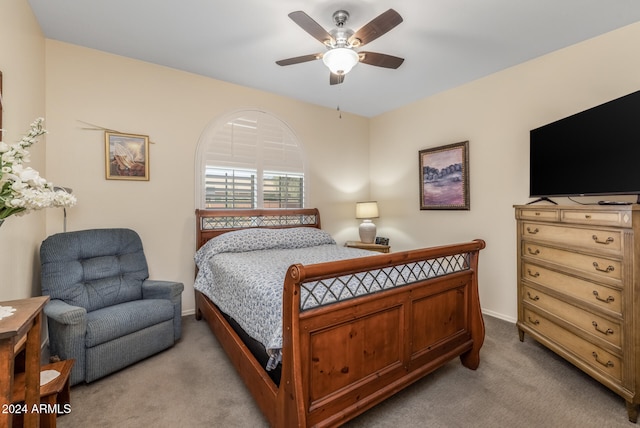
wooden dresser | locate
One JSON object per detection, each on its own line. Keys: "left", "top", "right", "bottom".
{"left": 515, "top": 204, "right": 640, "bottom": 422}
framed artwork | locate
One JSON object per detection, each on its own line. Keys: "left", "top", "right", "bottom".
{"left": 105, "top": 131, "right": 149, "bottom": 180}
{"left": 419, "top": 141, "right": 469, "bottom": 210}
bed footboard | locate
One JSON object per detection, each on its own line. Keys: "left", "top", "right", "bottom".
{"left": 278, "top": 239, "right": 486, "bottom": 427}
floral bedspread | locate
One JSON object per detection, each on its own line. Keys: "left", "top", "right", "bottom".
{"left": 194, "top": 227, "right": 372, "bottom": 364}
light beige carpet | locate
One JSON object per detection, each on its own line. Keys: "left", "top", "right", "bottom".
{"left": 57, "top": 315, "right": 631, "bottom": 427}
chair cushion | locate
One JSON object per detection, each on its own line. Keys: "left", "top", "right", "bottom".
{"left": 85, "top": 299, "right": 174, "bottom": 347}
{"left": 40, "top": 229, "right": 149, "bottom": 312}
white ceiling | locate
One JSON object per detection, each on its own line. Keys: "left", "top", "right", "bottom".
{"left": 27, "top": 0, "right": 640, "bottom": 117}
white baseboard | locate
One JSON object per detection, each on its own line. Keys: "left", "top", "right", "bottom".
{"left": 482, "top": 308, "right": 516, "bottom": 324}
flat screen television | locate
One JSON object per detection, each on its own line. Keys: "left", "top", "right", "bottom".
{"left": 529, "top": 90, "right": 640, "bottom": 203}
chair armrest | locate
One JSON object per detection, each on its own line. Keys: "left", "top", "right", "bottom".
{"left": 142, "top": 280, "right": 184, "bottom": 341}
{"left": 43, "top": 299, "right": 87, "bottom": 384}
{"left": 44, "top": 299, "right": 87, "bottom": 325}
{"left": 142, "top": 280, "right": 184, "bottom": 300}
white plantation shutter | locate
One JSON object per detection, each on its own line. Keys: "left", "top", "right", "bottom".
{"left": 261, "top": 118, "right": 304, "bottom": 174}
{"left": 205, "top": 168, "right": 256, "bottom": 209}
{"left": 263, "top": 171, "right": 304, "bottom": 209}
{"left": 197, "top": 111, "right": 305, "bottom": 209}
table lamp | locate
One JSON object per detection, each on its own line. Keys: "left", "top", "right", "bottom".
{"left": 356, "top": 201, "right": 379, "bottom": 244}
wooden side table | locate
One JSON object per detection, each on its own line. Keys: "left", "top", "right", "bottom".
{"left": 345, "top": 241, "right": 391, "bottom": 253}
{"left": 12, "top": 359, "right": 74, "bottom": 428}
{"left": 0, "top": 296, "right": 49, "bottom": 428}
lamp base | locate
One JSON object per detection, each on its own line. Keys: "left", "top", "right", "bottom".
{"left": 359, "top": 220, "right": 377, "bottom": 244}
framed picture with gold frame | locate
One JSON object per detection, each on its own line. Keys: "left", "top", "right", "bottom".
{"left": 105, "top": 131, "right": 149, "bottom": 180}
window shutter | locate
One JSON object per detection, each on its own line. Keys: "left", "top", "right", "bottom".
{"left": 198, "top": 111, "right": 305, "bottom": 208}
{"left": 205, "top": 168, "right": 256, "bottom": 208}
{"left": 263, "top": 172, "right": 304, "bottom": 208}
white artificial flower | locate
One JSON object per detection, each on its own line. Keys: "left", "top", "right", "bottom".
{"left": 12, "top": 165, "right": 47, "bottom": 188}
{"left": 0, "top": 118, "right": 76, "bottom": 220}
{"left": 1, "top": 152, "right": 15, "bottom": 163}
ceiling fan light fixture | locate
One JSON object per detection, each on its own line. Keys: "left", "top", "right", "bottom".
{"left": 322, "top": 48, "right": 359, "bottom": 75}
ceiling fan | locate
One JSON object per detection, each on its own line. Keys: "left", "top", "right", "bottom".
{"left": 276, "top": 9, "right": 404, "bottom": 85}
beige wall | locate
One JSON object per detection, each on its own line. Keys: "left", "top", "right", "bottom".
{"left": 370, "top": 22, "right": 640, "bottom": 321}
{"left": 0, "top": 1, "right": 47, "bottom": 301}
{"left": 43, "top": 41, "right": 370, "bottom": 314}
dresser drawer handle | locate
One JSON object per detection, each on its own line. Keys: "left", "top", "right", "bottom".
{"left": 527, "top": 316, "right": 540, "bottom": 325}
{"left": 526, "top": 291, "right": 540, "bottom": 301}
{"left": 592, "top": 262, "right": 614, "bottom": 273}
{"left": 592, "top": 235, "right": 614, "bottom": 245}
{"left": 591, "top": 351, "right": 614, "bottom": 368}
{"left": 592, "top": 291, "right": 615, "bottom": 303}
{"left": 527, "top": 247, "right": 540, "bottom": 256}
{"left": 591, "top": 321, "right": 614, "bottom": 336}
{"left": 526, "top": 227, "right": 539, "bottom": 234}
{"left": 585, "top": 214, "right": 592, "bottom": 219}
{"left": 526, "top": 269, "right": 540, "bottom": 278}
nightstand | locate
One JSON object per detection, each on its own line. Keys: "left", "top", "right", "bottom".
{"left": 345, "top": 241, "right": 390, "bottom": 253}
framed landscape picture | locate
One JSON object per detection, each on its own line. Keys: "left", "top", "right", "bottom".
{"left": 105, "top": 131, "right": 149, "bottom": 180}
{"left": 419, "top": 141, "right": 469, "bottom": 210}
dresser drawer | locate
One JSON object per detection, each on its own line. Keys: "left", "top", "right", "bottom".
{"left": 523, "top": 307, "right": 622, "bottom": 382}
{"left": 518, "top": 208, "right": 560, "bottom": 221}
{"left": 521, "top": 262, "right": 622, "bottom": 314}
{"left": 521, "top": 222, "right": 623, "bottom": 254}
{"left": 522, "top": 242, "right": 622, "bottom": 281}
{"left": 561, "top": 209, "right": 631, "bottom": 227}
{"left": 522, "top": 285, "right": 621, "bottom": 348}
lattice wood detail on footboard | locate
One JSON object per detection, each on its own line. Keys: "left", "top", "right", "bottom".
{"left": 299, "top": 253, "right": 471, "bottom": 310}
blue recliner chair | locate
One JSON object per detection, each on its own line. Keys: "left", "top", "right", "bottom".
{"left": 40, "top": 228, "right": 184, "bottom": 385}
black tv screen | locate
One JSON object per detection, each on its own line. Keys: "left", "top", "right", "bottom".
{"left": 529, "top": 90, "right": 640, "bottom": 199}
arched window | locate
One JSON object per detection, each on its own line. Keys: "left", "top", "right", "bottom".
{"left": 196, "top": 110, "right": 305, "bottom": 209}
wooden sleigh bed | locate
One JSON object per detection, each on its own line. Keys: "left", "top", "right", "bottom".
{"left": 194, "top": 208, "right": 486, "bottom": 427}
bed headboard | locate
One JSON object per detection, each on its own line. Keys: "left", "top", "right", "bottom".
{"left": 195, "top": 208, "right": 321, "bottom": 250}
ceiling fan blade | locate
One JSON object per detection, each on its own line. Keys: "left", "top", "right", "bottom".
{"left": 276, "top": 53, "right": 321, "bottom": 66}
{"left": 288, "top": 11, "right": 334, "bottom": 45}
{"left": 349, "top": 9, "right": 403, "bottom": 46}
{"left": 358, "top": 52, "right": 404, "bottom": 69}
{"left": 330, "top": 73, "right": 345, "bottom": 85}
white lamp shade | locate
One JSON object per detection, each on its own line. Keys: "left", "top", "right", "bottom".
{"left": 356, "top": 201, "right": 379, "bottom": 219}
{"left": 323, "top": 48, "right": 359, "bottom": 75}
